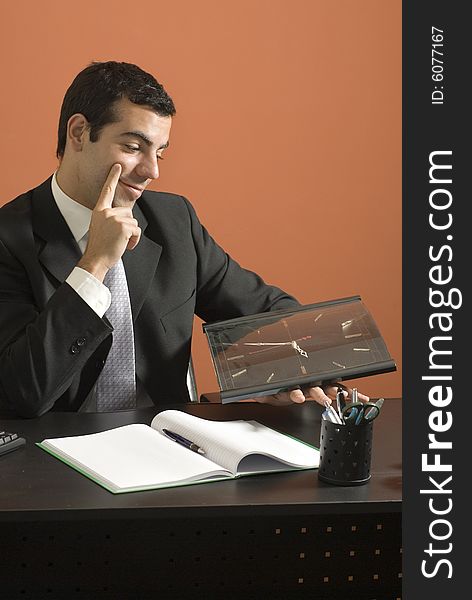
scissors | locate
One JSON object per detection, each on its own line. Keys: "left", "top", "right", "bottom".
{"left": 341, "top": 401, "right": 381, "bottom": 425}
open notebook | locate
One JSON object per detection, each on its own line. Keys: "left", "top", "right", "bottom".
{"left": 38, "top": 410, "right": 319, "bottom": 494}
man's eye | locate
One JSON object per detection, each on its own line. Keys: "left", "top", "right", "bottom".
{"left": 125, "top": 145, "right": 140, "bottom": 152}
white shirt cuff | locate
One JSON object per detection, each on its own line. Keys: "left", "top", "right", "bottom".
{"left": 66, "top": 267, "right": 111, "bottom": 318}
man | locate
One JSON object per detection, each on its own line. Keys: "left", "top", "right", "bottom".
{"left": 0, "top": 61, "right": 367, "bottom": 417}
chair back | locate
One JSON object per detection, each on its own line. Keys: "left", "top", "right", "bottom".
{"left": 187, "top": 358, "right": 199, "bottom": 402}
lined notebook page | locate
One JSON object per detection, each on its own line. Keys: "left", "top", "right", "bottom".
{"left": 151, "top": 411, "right": 319, "bottom": 475}
{"left": 41, "top": 424, "right": 230, "bottom": 490}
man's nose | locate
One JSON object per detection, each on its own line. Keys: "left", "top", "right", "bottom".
{"left": 137, "top": 155, "right": 159, "bottom": 180}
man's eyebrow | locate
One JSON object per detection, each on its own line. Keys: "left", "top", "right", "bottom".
{"left": 120, "top": 131, "right": 169, "bottom": 150}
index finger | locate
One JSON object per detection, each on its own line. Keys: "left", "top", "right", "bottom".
{"left": 95, "top": 163, "right": 122, "bottom": 210}
{"left": 288, "top": 388, "right": 306, "bottom": 404}
{"left": 303, "top": 385, "right": 331, "bottom": 406}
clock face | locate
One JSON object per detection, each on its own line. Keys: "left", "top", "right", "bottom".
{"left": 204, "top": 297, "right": 395, "bottom": 402}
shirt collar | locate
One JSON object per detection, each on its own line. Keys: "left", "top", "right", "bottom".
{"left": 51, "top": 172, "right": 92, "bottom": 243}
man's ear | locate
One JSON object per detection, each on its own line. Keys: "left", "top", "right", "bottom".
{"left": 66, "top": 113, "right": 89, "bottom": 152}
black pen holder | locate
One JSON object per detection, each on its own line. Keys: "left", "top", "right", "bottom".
{"left": 318, "top": 420, "right": 373, "bottom": 486}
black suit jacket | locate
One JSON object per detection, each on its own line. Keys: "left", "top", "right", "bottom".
{"left": 0, "top": 177, "right": 298, "bottom": 417}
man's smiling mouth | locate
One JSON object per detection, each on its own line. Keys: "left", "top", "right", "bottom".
{"left": 120, "top": 180, "right": 145, "bottom": 192}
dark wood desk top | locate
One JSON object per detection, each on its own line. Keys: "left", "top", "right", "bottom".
{"left": 0, "top": 400, "right": 402, "bottom": 521}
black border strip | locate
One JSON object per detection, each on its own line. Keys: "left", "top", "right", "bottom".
{"left": 403, "top": 1, "right": 466, "bottom": 596}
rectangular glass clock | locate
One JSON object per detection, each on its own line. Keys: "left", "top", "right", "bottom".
{"left": 203, "top": 295, "right": 396, "bottom": 403}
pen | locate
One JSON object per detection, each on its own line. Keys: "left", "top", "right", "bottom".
{"left": 335, "top": 389, "right": 345, "bottom": 424}
{"left": 364, "top": 397, "right": 385, "bottom": 419}
{"left": 323, "top": 401, "right": 343, "bottom": 425}
{"left": 375, "top": 397, "right": 385, "bottom": 410}
{"left": 162, "top": 429, "right": 206, "bottom": 455}
{"left": 350, "top": 388, "right": 362, "bottom": 424}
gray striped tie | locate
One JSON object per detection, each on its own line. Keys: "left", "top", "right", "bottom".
{"left": 96, "top": 259, "right": 137, "bottom": 411}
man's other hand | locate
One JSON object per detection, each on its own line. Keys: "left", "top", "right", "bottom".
{"left": 253, "top": 384, "right": 370, "bottom": 407}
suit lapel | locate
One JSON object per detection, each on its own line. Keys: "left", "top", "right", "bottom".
{"left": 32, "top": 178, "right": 83, "bottom": 284}
{"left": 123, "top": 201, "right": 162, "bottom": 320}
{"left": 31, "top": 177, "right": 162, "bottom": 320}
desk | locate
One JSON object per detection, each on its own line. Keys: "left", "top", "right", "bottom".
{"left": 0, "top": 400, "right": 402, "bottom": 599}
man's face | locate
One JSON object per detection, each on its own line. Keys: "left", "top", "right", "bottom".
{"left": 75, "top": 98, "right": 172, "bottom": 209}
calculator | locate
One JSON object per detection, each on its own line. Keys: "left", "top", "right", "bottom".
{"left": 0, "top": 431, "right": 26, "bottom": 456}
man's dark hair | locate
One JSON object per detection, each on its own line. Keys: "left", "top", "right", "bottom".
{"left": 56, "top": 61, "right": 176, "bottom": 158}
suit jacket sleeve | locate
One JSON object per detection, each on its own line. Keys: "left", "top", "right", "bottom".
{"left": 0, "top": 237, "right": 112, "bottom": 417}
{"left": 181, "top": 197, "right": 300, "bottom": 322}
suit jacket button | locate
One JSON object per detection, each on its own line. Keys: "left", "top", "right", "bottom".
{"left": 76, "top": 337, "right": 86, "bottom": 346}
{"left": 70, "top": 344, "right": 80, "bottom": 354}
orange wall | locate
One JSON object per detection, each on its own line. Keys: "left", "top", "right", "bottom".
{"left": 0, "top": 0, "right": 401, "bottom": 399}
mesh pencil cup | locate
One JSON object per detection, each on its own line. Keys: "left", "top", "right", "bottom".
{"left": 318, "top": 419, "right": 374, "bottom": 486}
